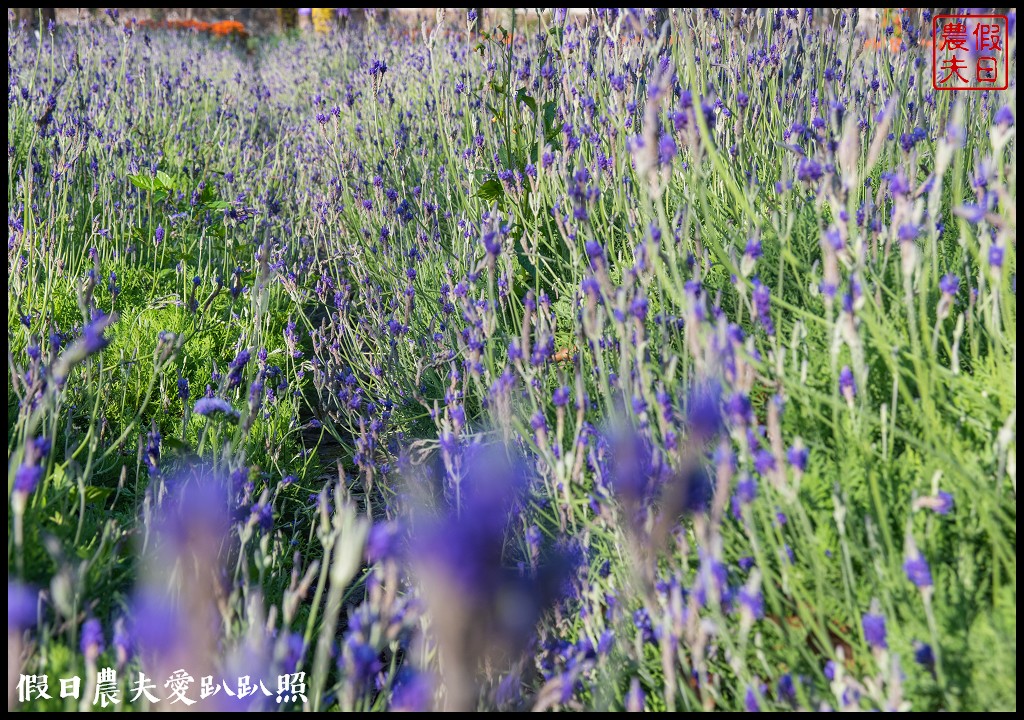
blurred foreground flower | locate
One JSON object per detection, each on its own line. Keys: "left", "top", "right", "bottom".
{"left": 410, "top": 445, "right": 571, "bottom": 711}
{"left": 52, "top": 313, "right": 116, "bottom": 383}
{"left": 8, "top": 581, "right": 37, "bottom": 711}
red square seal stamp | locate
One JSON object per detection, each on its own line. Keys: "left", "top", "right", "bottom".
{"left": 932, "top": 14, "right": 1009, "bottom": 91}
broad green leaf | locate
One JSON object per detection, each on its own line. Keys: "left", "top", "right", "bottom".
{"left": 475, "top": 179, "right": 505, "bottom": 204}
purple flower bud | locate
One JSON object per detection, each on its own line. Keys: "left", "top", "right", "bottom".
{"left": 366, "top": 522, "right": 400, "bottom": 563}
{"left": 391, "top": 669, "right": 432, "bottom": 712}
{"left": 888, "top": 171, "right": 910, "bottom": 196}
{"left": 744, "top": 238, "right": 762, "bottom": 259}
{"left": 14, "top": 463, "right": 44, "bottom": 494}
{"left": 744, "top": 686, "right": 761, "bottom": 712}
{"left": 33, "top": 437, "right": 51, "bottom": 458}
{"left": 839, "top": 366, "right": 856, "bottom": 400}
{"left": 629, "top": 295, "right": 648, "bottom": 321}
{"left": 913, "top": 641, "right": 935, "bottom": 670}
{"left": 898, "top": 223, "right": 920, "bottom": 242}
{"left": 193, "top": 397, "right": 239, "bottom": 421}
{"left": 955, "top": 204, "right": 986, "bottom": 224}
{"left": 625, "top": 677, "right": 645, "bottom": 712}
{"left": 227, "top": 349, "right": 251, "bottom": 389}
{"left": 54, "top": 313, "right": 115, "bottom": 382}
{"left": 903, "top": 553, "right": 933, "bottom": 588}
{"left": 81, "top": 617, "right": 105, "bottom": 659}
{"left": 483, "top": 231, "right": 501, "bottom": 257}
{"left": 8, "top": 582, "right": 37, "bottom": 629}
{"left": 552, "top": 386, "right": 571, "bottom": 407}
{"left": 862, "top": 612, "right": 887, "bottom": 650}
{"left": 268, "top": 632, "right": 303, "bottom": 678}
{"left": 735, "top": 476, "right": 757, "bottom": 504}
{"left": 753, "top": 449, "right": 776, "bottom": 475}
{"left": 631, "top": 396, "right": 647, "bottom": 416}
{"left": 989, "top": 245, "right": 1004, "bottom": 268}
{"left": 777, "top": 674, "right": 797, "bottom": 706}
{"left": 687, "top": 382, "right": 723, "bottom": 441}
{"left": 658, "top": 133, "right": 677, "bottom": 164}
{"left": 113, "top": 618, "right": 133, "bottom": 668}
{"left": 939, "top": 274, "right": 959, "bottom": 296}
{"left": 787, "top": 445, "right": 809, "bottom": 471}
{"left": 796, "top": 158, "right": 823, "bottom": 183}
{"left": 739, "top": 587, "right": 764, "bottom": 619}
{"left": 530, "top": 411, "right": 548, "bottom": 433}
{"left": 154, "top": 225, "right": 165, "bottom": 245}
{"left": 994, "top": 105, "right": 1015, "bottom": 127}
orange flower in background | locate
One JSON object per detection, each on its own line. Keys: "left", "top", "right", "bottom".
{"left": 212, "top": 20, "right": 247, "bottom": 37}
{"left": 128, "top": 17, "right": 247, "bottom": 39}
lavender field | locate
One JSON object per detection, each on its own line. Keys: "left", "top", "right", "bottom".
{"left": 7, "top": 8, "right": 1017, "bottom": 712}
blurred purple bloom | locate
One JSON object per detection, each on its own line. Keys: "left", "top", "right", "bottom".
{"left": 530, "top": 411, "right": 548, "bottom": 433}
{"left": 744, "top": 238, "right": 762, "bottom": 259}
{"left": 687, "top": 382, "right": 723, "bottom": 442}
{"left": 994, "top": 105, "right": 1014, "bottom": 126}
{"left": 744, "top": 686, "right": 761, "bottom": 712}
{"left": 753, "top": 449, "right": 776, "bottom": 475}
{"left": 8, "top": 581, "right": 37, "bottom": 629}
{"left": 862, "top": 612, "right": 887, "bottom": 650}
{"left": 913, "top": 641, "right": 935, "bottom": 671}
{"left": 133, "top": 590, "right": 183, "bottom": 661}
{"left": 658, "top": 133, "right": 677, "bottom": 164}
{"left": 735, "top": 476, "right": 757, "bottom": 504}
{"left": 413, "top": 446, "right": 570, "bottom": 653}
{"left": 227, "top": 349, "right": 251, "bottom": 389}
{"left": 625, "top": 677, "right": 645, "bottom": 712}
{"left": 939, "top": 274, "right": 960, "bottom": 296}
{"left": 366, "top": 521, "right": 400, "bottom": 563}
{"left": 282, "top": 633, "right": 305, "bottom": 675}
{"left": 14, "top": 463, "right": 44, "bottom": 494}
{"left": 81, "top": 617, "right": 105, "bottom": 658}
{"left": 391, "top": 668, "right": 433, "bottom": 712}
{"left": 989, "top": 245, "right": 1004, "bottom": 268}
{"left": 342, "top": 634, "right": 382, "bottom": 687}
{"left": 629, "top": 295, "right": 648, "bottom": 321}
{"left": 955, "top": 205, "right": 986, "bottom": 224}
{"left": 552, "top": 386, "right": 571, "bottom": 407}
{"left": 739, "top": 586, "right": 764, "bottom": 619}
{"left": 777, "top": 673, "right": 797, "bottom": 706}
{"left": 796, "top": 158, "right": 823, "bottom": 183}
{"left": 898, "top": 224, "right": 919, "bottom": 242}
{"left": 54, "top": 313, "right": 116, "bottom": 381}
{"left": 483, "top": 231, "right": 501, "bottom": 257}
{"left": 194, "top": 397, "right": 239, "bottom": 421}
{"left": 113, "top": 618, "right": 133, "bottom": 667}
{"left": 904, "top": 553, "right": 933, "bottom": 588}
{"left": 839, "top": 366, "right": 856, "bottom": 399}
{"left": 787, "top": 445, "right": 809, "bottom": 471}
{"left": 888, "top": 171, "right": 910, "bottom": 196}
